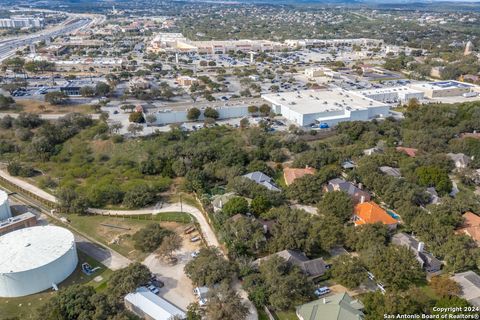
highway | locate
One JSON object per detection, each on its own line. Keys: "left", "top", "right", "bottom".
{"left": 0, "top": 17, "right": 92, "bottom": 62}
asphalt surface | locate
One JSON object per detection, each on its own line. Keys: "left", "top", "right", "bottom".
{"left": 0, "top": 18, "right": 91, "bottom": 62}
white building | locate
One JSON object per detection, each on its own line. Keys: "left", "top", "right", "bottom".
{"left": 411, "top": 81, "right": 479, "bottom": 98}
{"left": 285, "top": 38, "right": 383, "bottom": 48}
{"left": 0, "top": 16, "right": 44, "bottom": 29}
{"left": 0, "top": 190, "right": 12, "bottom": 221}
{"left": 0, "top": 226, "right": 78, "bottom": 297}
{"left": 125, "top": 287, "right": 186, "bottom": 320}
{"left": 358, "top": 86, "right": 424, "bottom": 103}
{"left": 262, "top": 88, "right": 390, "bottom": 127}
{"left": 148, "top": 33, "right": 285, "bottom": 53}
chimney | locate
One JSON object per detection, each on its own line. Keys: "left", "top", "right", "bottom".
{"left": 358, "top": 183, "right": 363, "bottom": 190}
{"left": 417, "top": 242, "right": 425, "bottom": 253}
{"left": 360, "top": 195, "right": 365, "bottom": 204}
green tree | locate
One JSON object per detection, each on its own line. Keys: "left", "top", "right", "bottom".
{"left": 187, "top": 107, "right": 201, "bottom": 121}
{"left": 132, "top": 223, "right": 172, "bottom": 253}
{"left": 79, "top": 86, "right": 95, "bottom": 97}
{"left": 250, "top": 195, "right": 272, "bottom": 216}
{"left": 331, "top": 255, "right": 368, "bottom": 289}
{"left": 95, "top": 81, "right": 111, "bottom": 96}
{"left": 361, "top": 245, "right": 425, "bottom": 290}
{"left": 259, "top": 104, "right": 271, "bottom": 116}
{"left": 184, "top": 247, "right": 235, "bottom": 286}
{"left": 205, "top": 283, "right": 249, "bottom": 320}
{"left": 203, "top": 107, "right": 219, "bottom": 119}
{"left": 129, "top": 111, "right": 145, "bottom": 123}
{"left": 222, "top": 197, "right": 249, "bottom": 217}
{"left": 244, "top": 255, "right": 312, "bottom": 310}
{"left": 45, "top": 91, "right": 68, "bottom": 105}
{"left": 122, "top": 184, "right": 156, "bottom": 208}
{"left": 317, "top": 191, "right": 353, "bottom": 222}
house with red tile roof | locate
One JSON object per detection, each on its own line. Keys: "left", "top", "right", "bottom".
{"left": 283, "top": 167, "right": 316, "bottom": 186}
{"left": 396, "top": 147, "right": 418, "bottom": 158}
{"left": 457, "top": 212, "right": 480, "bottom": 246}
{"left": 353, "top": 201, "right": 398, "bottom": 229}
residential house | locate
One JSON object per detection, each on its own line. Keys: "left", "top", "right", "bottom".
{"left": 391, "top": 233, "right": 442, "bottom": 273}
{"left": 457, "top": 212, "right": 480, "bottom": 246}
{"left": 396, "top": 147, "right": 418, "bottom": 157}
{"left": 353, "top": 202, "right": 398, "bottom": 229}
{"left": 379, "top": 166, "right": 402, "bottom": 178}
{"left": 296, "top": 293, "right": 364, "bottom": 320}
{"left": 447, "top": 153, "right": 471, "bottom": 169}
{"left": 326, "top": 178, "right": 370, "bottom": 204}
{"left": 243, "top": 171, "right": 280, "bottom": 192}
{"left": 211, "top": 192, "right": 237, "bottom": 212}
{"left": 283, "top": 166, "right": 316, "bottom": 186}
{"left": 341, "top": 160, "right": 356, "bottom": 170}
{"left": 254, "top": 249, "right": 327, "bottom": 279}
{"left": 451, "top": 271, "right": 480, "bottom": 307}
{"left": 124, "top": 287, "right": 186, "bottom": 320}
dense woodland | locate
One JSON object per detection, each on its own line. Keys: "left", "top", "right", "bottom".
{"left": 1, "top": 101, "right": 480, "bottom": 318}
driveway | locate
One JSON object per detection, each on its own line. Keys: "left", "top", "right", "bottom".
{"left": 143, "top": 235, "right": 201, "bottom": 311}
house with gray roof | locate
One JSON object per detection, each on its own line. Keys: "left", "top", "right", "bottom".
{"left": 326, "top": 178, "right": 370, "bottom": 204}
{"left": 243, "top": 171, "right": 280, "bottom": 192}
{"left": 211, "top": 192, "right": 237, "bottom": 212}
{"left": 379, "top": 166, "right": 402, "bottom": 178}
{"left": 254, "top": 249, "right": 326, "bottom": 279}
{"left": 296, "top": 293, "right": 364, "bottom": 320}
{"left": 451, "top": 270, "right": 480, "bottom": 307}
{"left": 392, "top": 233, "right": 442, "bottom": 273}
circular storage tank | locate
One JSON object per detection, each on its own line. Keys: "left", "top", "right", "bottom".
{"left": 0, "top": 190, "right": 12, "bottom": 221}
{"left": 0, "top": 226, "right": 78, "bottom": 297}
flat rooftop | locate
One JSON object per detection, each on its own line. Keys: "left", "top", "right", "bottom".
{"left": 415, "top": 80, "right": 475, "bottom": 90}
{"left": 359, "top": 86, "right": 424, "bottom": 95}
{"left": 262, "top": 88, "right": 387, "bottom": 115}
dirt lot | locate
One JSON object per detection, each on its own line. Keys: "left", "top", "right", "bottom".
{"left": 143, "top": 229, "right": 203, "bottom": 311}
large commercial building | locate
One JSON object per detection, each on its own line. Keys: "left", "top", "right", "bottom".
{"left": 285, "top": 38, "right": 382, "bottom": 48}
{"left": 411, "top": 81, "right": 479, "bottom": 98}
{"left": 0, "top": 226, "right": 78, "bottom": 297}
{"left": 0, "top": 16, "right": 44, "bottom": 29}
{"left": 358, "top": 86, "right": 425, "bottom": 103}
{"left": 148, "top": 33, "right": 285, "bottom": 53}
{"left": 262, "top": 88, "right": 390, "bottom": 127}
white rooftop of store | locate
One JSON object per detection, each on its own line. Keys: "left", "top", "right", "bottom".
{"left": 263, "top": 88, "right": 388, "bottom": 115}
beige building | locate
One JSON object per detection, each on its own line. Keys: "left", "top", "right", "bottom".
{"left": 411, "top": 81, "right": 477, "bottom": 98}
{"left": 176, "top": 76, "right": 198, "bottom": 87}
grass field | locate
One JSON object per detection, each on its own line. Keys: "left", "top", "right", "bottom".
{"left": 68, "top": 213, "right": 191, "bottom": 261}
{"left": 0, "top": 251, "right": 111, "bottom": 320}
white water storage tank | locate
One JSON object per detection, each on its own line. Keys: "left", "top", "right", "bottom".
{"left": 0, "top": 190, "right": 12, "bottom": 221}
{"left": 0, "top": 226, "right": 78, "bottom": 297}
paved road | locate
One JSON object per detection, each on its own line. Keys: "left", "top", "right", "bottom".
{"left": 1, "top": 169, "right": 257, "bottom": 319}
{"left": 90, "top": 203, "right": 220, "bottom": 247}
{"left": 0, "top": 18, "right": 91, "bottom": 62}
{"left": 75, "top": 234, "right": 131, "bottom": 270}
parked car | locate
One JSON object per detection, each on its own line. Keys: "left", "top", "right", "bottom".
{"left": 148, "top": 285, "right": 160, "bottom": 294}
{"left": 190, "top": 236, "right": 201, "bottom": 242}
{"left": 191, "top": 250, "right": 200, "bottom": 258}
{"left": 314, "top": 287, "right": 331, "bottom": 297}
